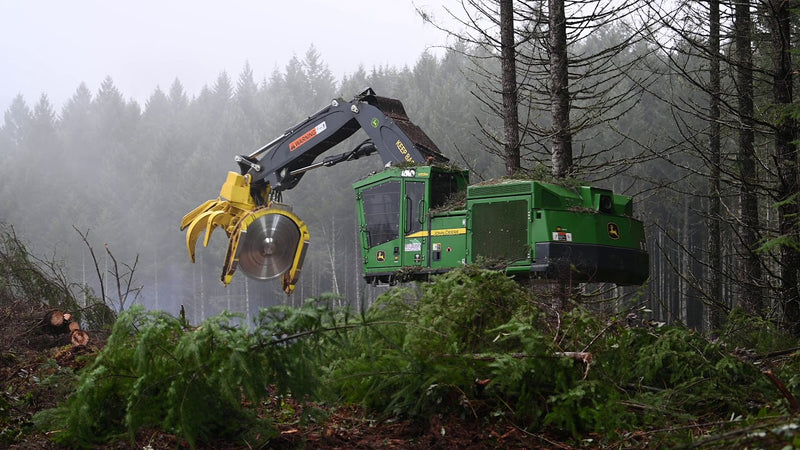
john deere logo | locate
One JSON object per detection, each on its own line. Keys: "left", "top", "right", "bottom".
{"left": 607, "top": 222, "right": 620, "bottom": 240}
{"left": 376, "top": 250, "right": 386, "bottom": 262}
{"left": 371, "top": 118, "right": 380, "bottom": 128}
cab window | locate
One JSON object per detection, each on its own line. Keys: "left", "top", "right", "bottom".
{"left": 361, "top": 181, "right": 401, "bottom": 247}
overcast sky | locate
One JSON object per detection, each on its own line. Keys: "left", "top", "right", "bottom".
{"left": 1, "top": 0, "right": 457, "bottom": 112}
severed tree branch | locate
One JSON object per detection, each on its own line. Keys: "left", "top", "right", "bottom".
{"left": 762, "top": 370, "right": 800, "bottom": 414}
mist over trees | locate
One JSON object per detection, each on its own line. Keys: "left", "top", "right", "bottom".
{"left": 1, "top": 0, "right": 799, "bottom": 338}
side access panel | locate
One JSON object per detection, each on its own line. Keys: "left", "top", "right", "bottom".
{"left": 529, "top": 209, "right": 649, "bottom": 285}
{"left": 427, "top": 212, "right": 467, "bottom": 270}
{"left": 526, "top": 183, "right": 649, "bottom": 285}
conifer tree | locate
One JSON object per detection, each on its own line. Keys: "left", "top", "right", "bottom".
{"left": 3, "top": 95, "right": 32, "bottom": 148}
{"left": 734, "top": 0, "right": 762, "bottom": 315}
{"left": 765, "top": 0, "right": 798, "bottom": 334}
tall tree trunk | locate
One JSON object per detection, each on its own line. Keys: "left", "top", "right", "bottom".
{"left": 681, "top": 199, "right": 690, "bottom": 325}
{"left": 500, "top": 0, "right": 520, "bottom": 175}
{"left": 549, "top": 0, "right": 572, "bottom": 178}
{"left": 768, "top": 0, "right": 799, "bottom": 335}
{"left": 734, "top": 0, "right": 763, "bottom": 314}
{"left": 708, "top": 0, "right": 724, "bottom": 331}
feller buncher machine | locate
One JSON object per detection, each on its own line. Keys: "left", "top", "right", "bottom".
{"left": 181, "top": 88, "right": 649, "bottom": 294}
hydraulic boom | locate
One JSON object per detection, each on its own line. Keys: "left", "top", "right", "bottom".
{"left": 181, "top": 88, "right": 446, "bottom": 293}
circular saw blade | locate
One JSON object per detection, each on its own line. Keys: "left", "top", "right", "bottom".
{"left": 237, "top": 212, "right": 301, "bottom": 280}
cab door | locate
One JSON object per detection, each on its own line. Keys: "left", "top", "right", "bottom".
{"left": 401, "top": 180, "right": 427, "bottom": 268}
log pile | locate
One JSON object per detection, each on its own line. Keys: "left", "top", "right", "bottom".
{"left": 40, "top": 309, "right": 90, "bottom": 347}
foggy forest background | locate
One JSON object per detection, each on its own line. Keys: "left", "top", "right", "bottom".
{"left": 1, "top": 1, "right": 796, "bottom": 334}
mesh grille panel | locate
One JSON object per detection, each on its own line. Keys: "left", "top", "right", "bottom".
{"left": 471, "top": 200, "right": 528, "bottom": 261}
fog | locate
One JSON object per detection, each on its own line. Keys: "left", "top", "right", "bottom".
{"left": 1, "top": 0, "right": 454, "bottom": 109}
{"left": 1, "top": 0, "right": 464, "bottom": 321}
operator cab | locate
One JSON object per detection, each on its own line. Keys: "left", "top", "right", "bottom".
{"left": 354, "top": 165, "right": 469, "bottom": 284}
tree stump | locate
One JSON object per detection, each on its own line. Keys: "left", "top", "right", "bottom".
{"left": 43, "top": 309, "right": 65, "bottom": 327}
{"left": 70, "top": 329, "right": 90, "bottom": 347}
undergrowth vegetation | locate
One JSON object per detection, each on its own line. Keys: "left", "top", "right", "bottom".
{"left": 28, "top": 267, "right": 800, "bottom": 448}
{"left": 0, "top": 224, "right": 116, "bottom": 329}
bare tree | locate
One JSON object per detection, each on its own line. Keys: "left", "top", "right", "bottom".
{"left": 74, "top": 227, "right": 142, "bottom": 313}
{"left": 420, "top": 0, "right": 651, "bottom": 179}
{"left": 548, "top": 0, "right": 572, "bottom": 178}
{"left": 500, "top": 0, "right": 521, "bottom": 175}
{"left": 764, "top": 0, "right": 799, "bottom": 334}
{"left": 734, "top": 0, "right": 763, "bottom": 315}
{"left": 513, "top": 0, "right": 652, "bottom": 179}
{"left": 645, "top": 0, "right": 799, "bottom": 330}
{"left": 708, "top": 0, "right": 724, "bottom": 331}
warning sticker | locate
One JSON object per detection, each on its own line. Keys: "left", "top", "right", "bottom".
{"left": 405, "top": 241, "right": 422, "bottom": 252}
{"left": 552, "top": 232, "right": 573, "bottom": 242}
{"left": 290, "top": 122, "right": 327, "bottom": 151}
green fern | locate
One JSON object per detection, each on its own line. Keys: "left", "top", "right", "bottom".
{"left": 35, "top": 301, "right": 339, "bottom": 448}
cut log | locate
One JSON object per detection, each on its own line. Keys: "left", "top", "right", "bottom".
{"left": 40, "top": 309, "right": 73, "bottom": 335}
{"left": 68, "top": 321, "right": 80, "bottom": 332}
{"left": 71, "top": 329, "right": 90, "bottom": 347}
{"left": 43, "top": 309, "right": 65, "bottom": 327}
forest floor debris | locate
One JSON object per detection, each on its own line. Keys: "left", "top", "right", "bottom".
{"left": 0, "top": 299, "right": 581, "bottom": 449}
{"left": 3, "top": 296, "right": 800, "bottom": 449}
